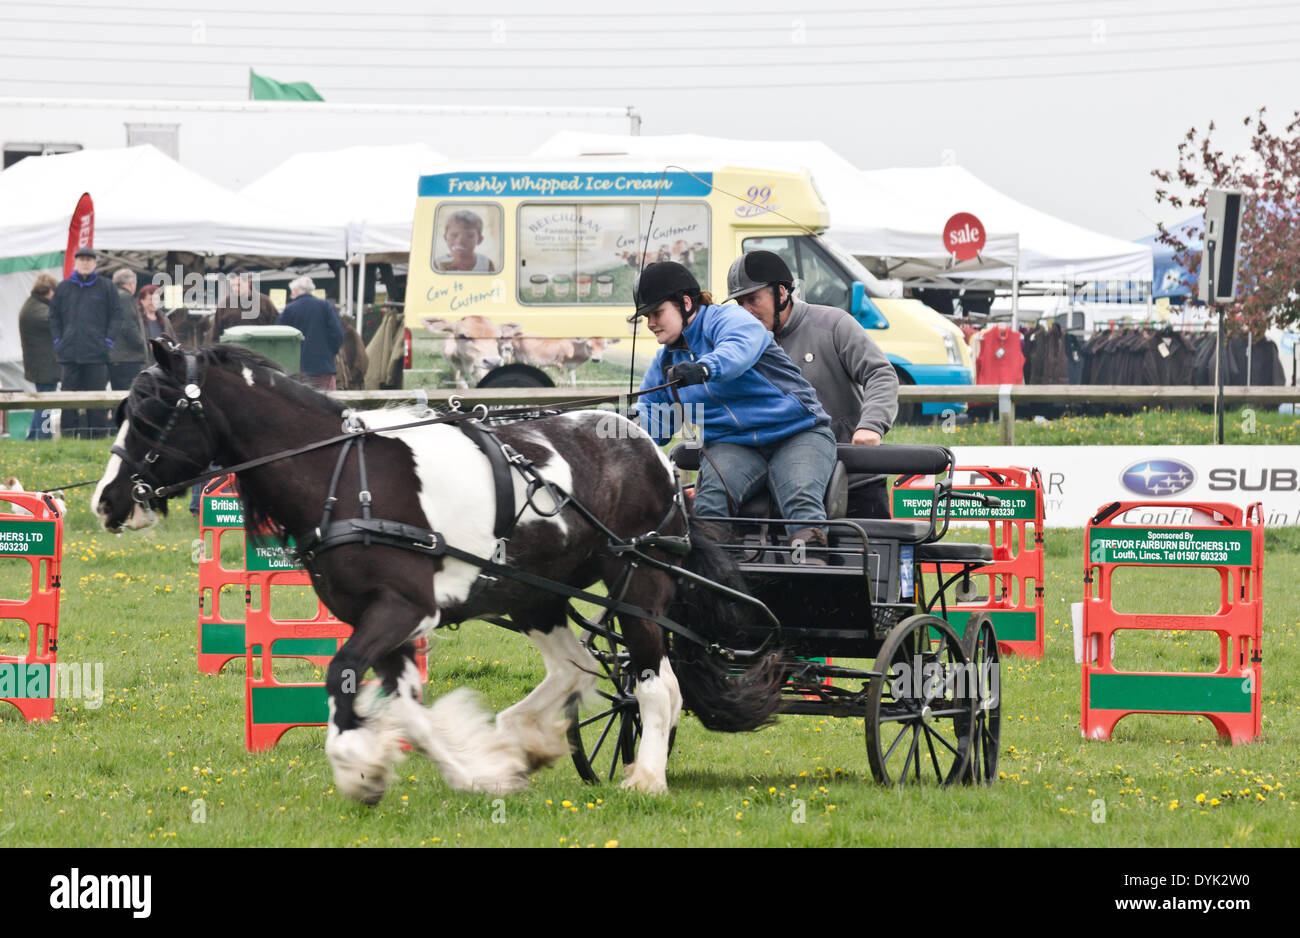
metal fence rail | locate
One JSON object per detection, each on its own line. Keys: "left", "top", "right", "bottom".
{"left": 5, "top": 384, "right": 1299, "bottom": 445}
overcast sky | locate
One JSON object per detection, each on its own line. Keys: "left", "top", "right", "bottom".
{"left": 2, "top": 0, "right": 1297, "bottom": 241}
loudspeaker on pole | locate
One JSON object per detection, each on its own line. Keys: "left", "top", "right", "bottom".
{"left": 1199, "top": 188, "right": 1243, "bottom": 305}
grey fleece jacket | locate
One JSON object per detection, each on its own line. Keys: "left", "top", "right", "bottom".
{"left": 774, "top": 298, "right": 899, "bottom": 443}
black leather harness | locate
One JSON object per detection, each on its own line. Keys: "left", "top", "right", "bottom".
{"left": 115, "top": 352, "right": 777, "bottom": 653}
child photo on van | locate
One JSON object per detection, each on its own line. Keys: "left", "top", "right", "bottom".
{"left": 435, "top": 208, "right": 498, "bottom": 273}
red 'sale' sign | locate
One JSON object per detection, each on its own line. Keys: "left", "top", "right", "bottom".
{"left": 943, "top": 212, "right": 985, "bottom": 262}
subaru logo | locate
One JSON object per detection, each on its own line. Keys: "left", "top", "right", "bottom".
{"left": 1120, "top": 458, "right": 1197, "bottom": 497}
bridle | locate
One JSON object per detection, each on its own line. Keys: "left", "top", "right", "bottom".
{"left": 112, "top": 352, "right": 219, "bottom": 507}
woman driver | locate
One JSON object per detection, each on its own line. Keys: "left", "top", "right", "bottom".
{"left": 632, "top": 261, "right": 837, "bottom": 560}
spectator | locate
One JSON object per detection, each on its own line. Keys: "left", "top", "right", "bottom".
{"left": 18, "top": 273, "right": 59, "bottom": 440}
{"left": 48, "top": 248, "right": 121, "bottom": 439}
{"left": 277, "top": 276, "right": 343, "bottom": 391}
{"left": 208, "top": 271, "right": 279, "bottom": 345}
{"left": 137, "top": 284, "right": 178, "bottom": 343}
{"left": 109, "top": 268, "right": 148, "bottom": 390}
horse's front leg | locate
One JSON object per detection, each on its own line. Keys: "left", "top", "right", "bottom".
{"left": 618, "top": 571, "right": 681, "bottom": 794}
{"left": 367, "top": 603, "right": 530, "bottom": 795}
{"left": 325, "top": 626, "right": 407, "bottom": 805}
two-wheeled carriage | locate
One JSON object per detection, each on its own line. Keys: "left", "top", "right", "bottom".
{"left": 567, "top": 443, "right": 1003, "bottom": 787}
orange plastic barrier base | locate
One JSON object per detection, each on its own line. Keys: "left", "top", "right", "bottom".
{"left": 1081, "top": 500, "right": 1263, "bottom": 745}
{"left": 0, "top": 491, "right": 62, "bottom": 723}
{"left": 893, "top": 465, "right": 1045, "bottom": 658}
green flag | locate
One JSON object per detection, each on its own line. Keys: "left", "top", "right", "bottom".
{"left": 249, "top": 69, "right": 324, "bottom": 102}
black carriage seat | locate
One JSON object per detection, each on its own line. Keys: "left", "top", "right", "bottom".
{"left": 668, "top": 443, "right": 847, "bottom": 520}
{"left": 667, "top": 441, "right": 991, "bottom": 560}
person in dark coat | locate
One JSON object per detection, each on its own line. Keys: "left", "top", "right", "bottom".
{"left": 48, "top": 248, "right": 121, "bottom": 439}
{"left": 208, "top": 272, "right": 279, "bottom": 345}
{"left": 109, "top": 268, "right": 149, "bottom": 390}
{"left": 277, "top": 276, "right": 343, "bottom": 391}
{"left": 136, "top": 284, "right": 178, "bottom": 343}
{"left": 18, "top": 273, "right": 59, "bottom": 440}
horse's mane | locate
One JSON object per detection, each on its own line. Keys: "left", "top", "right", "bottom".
{"left": 197, "top": 343, "right": 347, "bottom": 539}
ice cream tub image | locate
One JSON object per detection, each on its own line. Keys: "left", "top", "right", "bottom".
{"left": 529, "top": 274, "right": 549, "bottom": 298}
{"left": 596, "top": 274, "right": 615, "bottom": 298}
{"left": 552, "top": 274, "right": 571, "bottom": 298}
{"left": 576, "top": 273, "right": 593, "bottom": 298}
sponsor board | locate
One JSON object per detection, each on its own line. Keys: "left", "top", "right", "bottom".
{"left": 892, "top": 487, "right": 1037, "bottom": 521}
{"left": 946, "top": 446, "right": 1300, "bottom": 526}
{"left": 0, "top": 520, "right": 56, "bottom": 556}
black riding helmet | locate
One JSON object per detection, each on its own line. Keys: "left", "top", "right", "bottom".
{"left": 724, "top": 250, "right": 794, "bottom": 332}
{"left": 629, "top": 261, "right": 701, "bottom": 323}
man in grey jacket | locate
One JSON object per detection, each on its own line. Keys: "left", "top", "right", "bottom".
{"left": 725, "top": 250, "right": 899, "bottom": 517}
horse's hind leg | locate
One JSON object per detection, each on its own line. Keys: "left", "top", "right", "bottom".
{"left": 617, "top": 570, "right": 681, "bottom": 795}
{"left": 496, "top": 605, "right": 600, "bottom": 772}
{"left": 368, "top": 608, "right": 530, "bottom": 795}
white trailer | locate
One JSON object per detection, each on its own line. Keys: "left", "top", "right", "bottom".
{"left": 0, "top": 96, "right": 642, "bottom": 189}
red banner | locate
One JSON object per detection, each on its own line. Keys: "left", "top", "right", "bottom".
{"left": 63, "top": 192, "right": 94, "bottom": 278}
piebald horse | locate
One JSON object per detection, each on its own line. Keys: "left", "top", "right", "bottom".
{"left": 93, "top": 340, "right": 782, "bottom": 802}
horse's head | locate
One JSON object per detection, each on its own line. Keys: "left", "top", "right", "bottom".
{"left": 93, "top": 339, "right": 224, "bottom": 532}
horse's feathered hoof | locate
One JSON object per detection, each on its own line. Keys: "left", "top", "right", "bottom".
{"left": 326, "top": 724, "right": 401, "bottom": 804}
{"left": 620, "top": 764, "right": 668, "bottom": 795}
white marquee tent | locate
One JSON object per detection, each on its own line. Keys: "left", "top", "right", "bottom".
{"left": 530, "top": 132, "right": 1151, "bottom": 286}
{"left": 0, "top": 145, "right": 343, "bottom": 261}
{"left": 0, "top": 145, "right": 344, "bottom": 385}
{"left": 239, "top": 143, "right": 447, "bottom": 259}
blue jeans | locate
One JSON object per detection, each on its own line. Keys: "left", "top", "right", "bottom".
{"left": 26, "top": 383, "right": 57, "bottom": 440}
{"left": 693, "top": 425, "right": 837, "bottom": 535}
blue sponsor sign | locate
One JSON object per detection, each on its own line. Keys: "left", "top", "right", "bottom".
{"left": 418, "top": 171, "right": 714, "bottom": 199}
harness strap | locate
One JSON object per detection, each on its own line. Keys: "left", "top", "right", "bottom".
{"left": 456, "top": 420, "right": 517, "bottom": 541}
{"left": 296, "top": 517, "right": 744, "bottom": 656}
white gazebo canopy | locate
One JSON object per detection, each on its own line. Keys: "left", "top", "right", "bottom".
{"left": 240, "top": 142, "right": 447, "bottom": 259}
{"left": 530, "top": 132, "right": 1151, "bottom": 287}
{"left": 0, "top": 144, "right": 344, "bottom": 261}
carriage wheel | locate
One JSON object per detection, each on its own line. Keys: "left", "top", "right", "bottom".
{"left": 565, "top": 632, "right": 675, "bottom": 784}
{"left": 865, "top": 615, "right": 974, "bottom": 787}
{"left": 963, "top": 614, "right": 1001, "bottom": 785}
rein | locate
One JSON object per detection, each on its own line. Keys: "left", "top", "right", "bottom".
{"left": 58, "top": 372, "right": 677, "bottom": 503}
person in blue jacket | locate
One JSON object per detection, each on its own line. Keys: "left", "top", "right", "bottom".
{"left": 633, "top": 261, "right": 837, "bottom": 558}
{"left": 277, "top": 276, "right": 343, "bottom": 391}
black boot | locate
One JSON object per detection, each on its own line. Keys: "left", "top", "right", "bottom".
{"left": 787, "top": 526, "right": 828, "bottom": 566}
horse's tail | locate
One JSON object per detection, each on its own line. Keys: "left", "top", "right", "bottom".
{"left": 665, "top": 518, "right": 785, "bottom": 733}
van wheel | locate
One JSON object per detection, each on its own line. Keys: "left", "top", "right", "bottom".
{"left": 894, "top": 368, "right": 918, "bottom": 424}
{"left": 477, "top": 364, "right": 555, "bottom": 388}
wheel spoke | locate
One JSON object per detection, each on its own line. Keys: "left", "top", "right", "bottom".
{"left": 922, "top": 722, "right": 961, "bottom": 758}
{"left": 900, "top": 724, "right": 921, "bottom": 787}
{"left": 577, "top": 707, "right": 617, "bottom": 729}
{"left": 924, "top": 727, "right": 943, "bottom": 777}
{"left": 587, "top": 712, "right": 617, "bottom": 764}
{"left": 882, "top": 721, "right": 912, "bottom": 766}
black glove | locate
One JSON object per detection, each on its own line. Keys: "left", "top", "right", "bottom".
{"left": 666, "top": 361, "right": 709, "bottom": 387}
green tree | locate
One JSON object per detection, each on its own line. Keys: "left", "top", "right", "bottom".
{"left": 1152, "top": 108, "right": 1300, "bottom": 334}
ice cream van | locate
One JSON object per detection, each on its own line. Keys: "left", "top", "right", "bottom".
{"left": 406, "top": 160, "right": 972, "bottom": 410}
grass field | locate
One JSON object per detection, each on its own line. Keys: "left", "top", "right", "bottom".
{"left": 0, "top": 432, "right": 1296, "bottom": 848}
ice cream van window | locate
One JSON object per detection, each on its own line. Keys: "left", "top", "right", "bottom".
{"left": 517, "top": 201, "right": 709, "bottom": 305}
{"left": 432, "top": 203, "right": 503, "bottom": 275}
